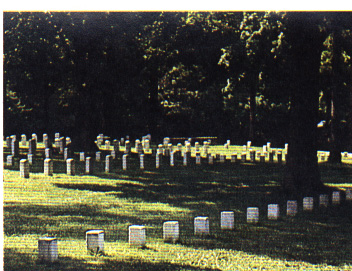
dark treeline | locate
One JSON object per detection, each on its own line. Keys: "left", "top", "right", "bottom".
{"left": 3, "top": 12, "right": 352, "bottom": 157}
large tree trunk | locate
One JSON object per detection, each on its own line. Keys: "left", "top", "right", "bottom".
{"left": 283, "top": 13, "right": 326, "bottom": 195}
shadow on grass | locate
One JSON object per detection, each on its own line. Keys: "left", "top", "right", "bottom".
{"left": 4, "top": 248, "right": 220, "bottom": 271}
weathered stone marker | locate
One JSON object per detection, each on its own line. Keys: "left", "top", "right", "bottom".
{"left": 45, "top": 148, "right": 52, "bottom": 159}
{"left": 20, "top": 159, "right": 29, "bottom": 178}
{"left": 27, "top": 154, "right": 34, "bottom": 165}
{"left": 140, "top": 154, "right": 144, "bottom": 170}
{"left": 163, "top": 221, "right": 179, "bottom": 243}
{"left": 208, "top": 154, "right": 213, "bottom": 165}
{"left": 80, "top": 152, "right": 85, "bottom": 162}
{"left": 105, "top": 155, "right": 112, "bottom": 173}
{"left": 86, "top": 229, "right": 104, "bottom": 253}
{"left": 44, "top": 158, "right": 53, "bottom": 176}
{"left": 85, "top": 157, "right": 93, "bottom": 174}
{"left": 129, "top": 225, "right": 146, "bottom": 247}
{"left": 220, "top": 154, "right": 225, "bottom": 163}
{"left": 303, "top": 197, "right": 314, "bottom": 211}
{"left": 287, "top": 200, "right": 297, "bottom": 216}
{"left": 332, "top": 191, "right": 340, "bottom": 205}
{"left": 122, "top": 154, "right": 127, "bottom": 170}
{"left": 241, "top": 152, "right": 246, "bottom": 163}
{"left": 66, "top": 158, "right": 75, "bottom": 176}
{"left": 319, "top": 194, "right": 329, "bottom": 207}
{"left": 96, "top": 151, "right": 101, "bottom": 162}
{"left": 247, "top": 207, "right": 259, "bottom": 224}
{"left": 6, "top": 155, "right": 13, "bottom": 167}
{"left": 231, "top": 153, "right": 237, "bottom": 163}
{"left": 38, "top": 237, "right": 58, "bottom": 262}
{"left": 194, "top": 216, "right": 210, "bottom": 235}
{"left": 156, "top": 153, "right": 160, "bottom": 168}
{"left": 11, "top": 139, "right": 19, "bottom": 157}
{"left": 268, "top": 204, "right": 280, "bottom": 220}
{"left": 170, "top": 151, "right": 174, "bottom": 166}
{"left": 220, "top": 211, "right": 235, "bottom": 230}
{"left": 196, "top": 153, "right": 201, "bottom": 165}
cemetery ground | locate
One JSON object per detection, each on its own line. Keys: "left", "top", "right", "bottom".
{"left": 3, "top": 147, "right": 352, "bottom": 270}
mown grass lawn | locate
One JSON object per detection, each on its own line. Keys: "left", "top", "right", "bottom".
{"left": 3, "top": 148, "right": 352, "bottom": 270}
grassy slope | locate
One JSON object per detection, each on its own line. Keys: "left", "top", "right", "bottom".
{"left": 3, "top": 147, "right": 352, "bottom": 270}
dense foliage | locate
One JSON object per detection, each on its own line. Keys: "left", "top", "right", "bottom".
{"left": 3, "top": 12, "right": 352, "bottom": 156}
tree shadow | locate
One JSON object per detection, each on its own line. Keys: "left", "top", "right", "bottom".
{"left": 4, "top": 248, "right": 220, "bottom": 271}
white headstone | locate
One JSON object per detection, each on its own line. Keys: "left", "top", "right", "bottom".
{"left": 170, "top": 151, "right": 174, "bottom": 166}
{"left": 267, "top": 142, "right": 271, "bottom": 152}
{"left": 319, "top": 194, "right": 329, "bottom": 207}
{"left": 86, "top": 230, "right": 104, "bottom": 253}
{"left": 163, "top": 221, "right": 179, "bottom": 243}
{"left": 183, "top": 152, "right": 188, "bottom": 166}
{"left": 208, "top": 154, "right": 213, "bottom": 164}
{"left": 27, "top": 154, "right": 33, "bottom": 165}
{"left": 122, "top": 154, "right": 127, "bottom": 170}
{"left": 44, "top": 158, "right": 53, "bottom": 176}
{"left": 196, "top": 154, "right": 201, "bottom": 165}
{"left": 268, "top": 204, "right": 280, "bottom": 220}
{"left": 247, "top": 207, "right": 259, "bottom": 224}
{"left": 129, "top": 225, "right": 146, "bottom": 247}
{"left": 66, "top": 158, "right": 75, "bottom": 176}
{"left": 96, "top": 151, "right": 101, "bottom": 162}
{"left": 332, "top": 191, "right": 340, "bottom": 205}
{"left": 80, "top": 152, "right": 85, "bottom": 162}
{"left": 303, "top": 197, "right": 314, "bottom": 211}
{"left": 220, "top": 155, "right": 225, "bottom": 163}
{"left": 194, "top": 216, "right": 210, "bottom": 235}
{"left": 11, "top": 139, "right": 19, "bottom": 157}
{"left": 140, "top": 154, "right": 144, "bottom": 169}
{"left": 220, "top": 211, "right": 234, "bottom": 230}
{"left": 20, "top": 159, "right": 29, "bottom": 178}
{"left": 287, "top": 200, "right": 297, "bottom": 216}
{"left": 38, "top": 237, "right": 58, "bottom": 262}
{"left": 247, "top": 141, "right": 251, "bottom": 148}
{"left": 45, "top": 148, "right": 52, "bottom": 159}
{"left": 156, "top": 154, "right": 160, "bottom": 168}
{"left": 85, "top": 157, "right": 92, "bottom": 174}
{"left": 105, "top": 155, "right": 112, "bottom": 173}
{"left": 6, "top": 155, "right": 13, "bottom": 166}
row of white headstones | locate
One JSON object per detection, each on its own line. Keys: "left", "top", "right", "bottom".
{"left": 38, "top": 190, "right": 351, "bottom": 262}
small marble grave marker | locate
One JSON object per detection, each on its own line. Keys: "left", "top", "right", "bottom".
{"left": 20, "top": 159, "right": 29, "bottom": 178}
{"left": 96, "top": 151, "right": 101, "bottom": 162}
{"left": 140, "top": 154, "right": 144, "bottom": 169}
{"left": 111, "top": 150, "right": 116, "bottom": 159}
{"left": 80, "top": 152, "right": 85, "bottom": 162}
{"left": 208, "top": 154, "right": 213, "bottom": 165}
{"left": 303, "top": 197, "right": 314, "bottom": 211}
{"left": 38, "top": 237, "right": 58, "bottom": 262}
{"left": 85, "top": 157, "right": 93, "bottom": 174}
{"left": 44, "top": 158, "right": 53, "bottom": 176}
{"left": 86, "top": 230, "right": 104, "bottom": 253}
{"left": 250, "top": 150, "right": 255, "bottom": 162}
{"left": 183, "top": 152, "right": 188, "bottom": 166}
{"left": 346, "top": 189, "right": 352, "bottom": 201}
{"left": 64, "top": 148, "right": 71, "bottom": 160}
{"left": 123, "top": 154, "right": 127, "bottom": 170}
{"left": 247, "top": 207, "right": 259, "bottom": 224}
{"left": 220, "top": 211, "right": 234, "bottom": 230}
{"left": 45, "top": 148, "right": 52, "bottom": 159}
{"left": 7, "top": 155, "right": 13, "bottom": 166}
{"left": 156, "top": 153, "right": 160, "bottom": 168}
{"left": 105, "top": 155, "right": 112, "bottom": 173}
{"left": 125, "top": 140, "right": 131, "bottom": 154}
{"left": 27, "top": 154, "right": 33, "bottom": 165}
{"left": 196, "top": 154, "right": 201, "bottom": 165}
{"left": 267, "top": 142, "right": 271, "bottom": 152}
{"left": 268, "top": 204, "right": 280, "bottom": 220}
{"left": 194, "top": 216, "right": 210, "bottom": 235}
{"left": 163, "top": 221, "right": 179, "bottom": 243}
{"left": 332, "top": 191, "right": 340, "bottom": 205}
{"left": 287, "top": 200, "right": 297, "bottom": 216}
{"left": 220, "top": 154, "right": 225, "bottom": 163}
{"left": 21, "top": 134, "right": 27, "bottom": 143}
{"left": 170, "top": 151, "right": 174, "bottom": 166}
{"left": 129, "top": 225, "right": 146, "bottom": 247}
{"left": 319, "top": 194, "right": 329, "bottom": 207}
{"left": 66, "top": 158, "right": 75, "bottom": 175}
{"left": 43, "top": 134, "right": 50, "bottom": 148}
{"left": 242, "top": 145, "right": 247, "bottom": 152}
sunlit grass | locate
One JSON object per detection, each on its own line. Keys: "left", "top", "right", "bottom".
{"left": 3, "top": 148, "right": 352, "bottom": 270}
